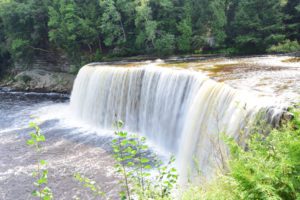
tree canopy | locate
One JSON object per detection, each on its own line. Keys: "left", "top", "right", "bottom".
{"left": 0, "top": 0, "right": 299, "bottom": 72}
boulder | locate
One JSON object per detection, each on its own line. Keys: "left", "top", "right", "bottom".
{"left": 11, "top": 69, "right": 75, "bottom": 93}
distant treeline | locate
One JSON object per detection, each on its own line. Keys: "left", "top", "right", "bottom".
{"left": 0, "top": 0, "right": 299, "bottom": 73}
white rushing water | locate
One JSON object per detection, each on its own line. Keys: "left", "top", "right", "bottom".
{"left": 70, "top": 62, "right": 285, "bottom": 184}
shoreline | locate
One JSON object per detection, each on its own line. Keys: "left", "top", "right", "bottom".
{"left": 1, "top": 53, "right": 299, "bottom": 94}
{"left": 0, "top": 69, "right": 75, "bottom": 94}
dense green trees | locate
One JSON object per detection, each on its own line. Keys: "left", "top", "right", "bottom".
{"left": 0, "top": 13, "right": 9, "bottom": 77}
{"left": 190, "top": 0, "right": 227, "bottom": 49}
{"left": 48, "top": 0, "right": 102, "bottom": 62}
{"left": 232, "top": 0, "right": 285, "bottom": 53}
{"left": 284, "top": 0, "right": 300, "bottom": 41}
{"left": 99, "top": 0, "right": 126, "bottom": 48}
{"left": 0, "top": 0, "right": 299, "bottom": 71}
{"left": 0, "top": 0, "right": 49, "bottom": 63}
{"left": 176, "top": 1, "right": 192, "bottom": 53}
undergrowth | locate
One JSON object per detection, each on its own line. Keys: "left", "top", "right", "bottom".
{"left": 182, "top": 107, "right": 300, "bottom": 200}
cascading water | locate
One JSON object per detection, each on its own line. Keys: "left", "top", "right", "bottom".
{"left": 70, "top": 62, "right": 284, "bottom": 183}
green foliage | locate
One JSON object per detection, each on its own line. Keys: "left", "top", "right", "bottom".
{"left": 134, "top": 0, "right": 157, "bottom": 51}
{"left": 0, "top": 52, "right": 10, "bottom": 78}
{"left": 284, "top": 0, "right": 300, "bottom": 41}
{"left": 48, "top": 0, "right": 78, "bottom": 50}
{"left": 74, "top": 173, "right": 105, "bottom": 197}
{"left": 112, "top": 120, "right": 178, "bottom": 200}
{"left": 27, "top": 122, "right": 53, "bottom": 200}
{"left": 177, "top": 19, "right": 192, "bottom": 53}
{"left": 0, "top": 0, "right": 49, "bottom": 63}
{"left": 207, "top": 0, "right": 227, "bottom": 47}
{"left": 0, "top": 16, "right": 11, "bottom": 77}
{"left": 233, "top": 0, "right": 286, "bottom": 53}
{"left": 0, "top": 0, "right": 300, "bottom": 74}
{"left": 154, "top": 33, "right": 175, "bottom": 55}
{"left": 48, "top": 0, "right": 105, "bottom": 66}
{"left": 24, "top": 120, "right": 177, "bottom": 200}
{"left": 267, "top": 40, "right": 300, "bottom": 53}
{"left": 99, "top": 0, "right": 126, "bottom": 47}
{"left": 190, "top": 0, "right": 227, "bottom": 48}
{"left": 183, "top": 107, "right": 300, "bottom": 200}
{"left": 10, "top": 39, "right": 31, "bottom": 60}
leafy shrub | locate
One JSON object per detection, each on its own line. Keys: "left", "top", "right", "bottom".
{"left": 182, "top": 107, "right": 300, "bottom": 200}
{"left": 177, "top": 19, "right": 192, "bottom": 53}
{"left": 217, "top": 47, "right": 240, "bottom": 55}
{"left": 267, "top": 40, "right": 300, "bottom": 53}
{"left": 154, "top": 33, "right": 175, "bottom": 56}
{"left": 10, "top": 38, "right": 34, "bottom": 62}
{"left": 0, "top": 46, "right": 11, "bottom": 78}
{"left": 193, "top": 49, "right": 203, "bottom": 54}
{"left": 26, "top": 120, "right": 177, "bottom": 200}
{"left": 27, "top": 122, "right": 53, "bottom": 200}
{"left": 112, "top": 120, "right": 178, "bottom": 200}
{"left": 74, "top": 173, "right": 105, "bottom": 198}
{"left": 73, "top": 120, "right": 178, "bottom": 199}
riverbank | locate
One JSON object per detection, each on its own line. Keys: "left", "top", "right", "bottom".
{"left": 1, "top": 53, "right": 299, "bottom": 94}
{"left": 0, "top": 69, "right": 75, "bottom": 94}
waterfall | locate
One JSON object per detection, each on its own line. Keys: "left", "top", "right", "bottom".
{"left": 70, "top": 62, "right": 283, "bottom": 183}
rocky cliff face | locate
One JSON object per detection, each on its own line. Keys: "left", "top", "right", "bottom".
{"left": 1, "top": 53, "right": 76, "bottom": 93}
{"left": 1, "top": 69, "right": 75, "bottom": 93}
{"left": 0, "top": 53, "right": 75, "bottom": 93}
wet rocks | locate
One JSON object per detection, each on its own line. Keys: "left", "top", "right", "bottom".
{"left": 282, "top": 112, "right": 294, "bottom": 121}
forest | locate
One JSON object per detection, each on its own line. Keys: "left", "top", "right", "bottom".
{"left": 0, "top": 0, "right": 300, "bottom": 75}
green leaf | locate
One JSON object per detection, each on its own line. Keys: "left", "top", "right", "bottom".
{"left": 129, "top": 140, "right": 137, "bottom": 146}
{"left": 145, "top": 165, "right": 152, "bottom": 169}
{"left": 141, "top": 145, "right": 149, "bottom": 150}
{"left": 117, "top": 120, "right": 124, "bottom": 128}
{"left": 32, "top": 171, "right": 38, "bottom": 177}
{"left": 26, "top": 139, "right": 35, "bottom": 146}
{"left": 121, "top": 140, "right": 128, "bottom": 146}
{"left": 141, "top": 158, "right": 149, "bottom": 163}
{"left": 171, "top": 168, "right": 177, "bottom": 172}
{"left": 30, "top": 132, "right": 37, "bottom": 139}
{"left": 29, "top": 122, "right": 37, "bottom": 128}
{"left": 131, "top": 150, "right": 137, "bottom": 155}
{"left": 43, "top": 195, "right": 52, "bottom": 200}
{"left": 40, "top": 160, "right": 47, "bottom": 166}
{"left": 37, "top": 135, "right": 46, "bottom": 142}
{"left": 38, "top": 177, "right": 47, "bottom": 185}
{"left": 119, "top": 131, "right": 128, "bottom": 137}
{"left": 32, "top": 190, "right": 40, "bottom": 197}
{"left": 112, "top": 139, "right": 118, "bottom": 143}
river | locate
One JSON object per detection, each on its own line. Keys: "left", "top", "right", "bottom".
{"left": 0, "top": 55, "right": 299, "bottom": 199}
